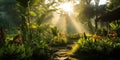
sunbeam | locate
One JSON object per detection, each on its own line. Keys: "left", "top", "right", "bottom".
{"left": 51, "top": 12, "right": 67, "bottom": 33}
{"left": 56, "top": 13, "right": 67, "bottom": 33}
{"left": 51, "top": 12, "right": 60, "bottom": 25}
{"left": 50, "top": 1, "right": 90, "bottom": 34}
{"left": 69, "top": 14, "right": 88, "bottom": 33}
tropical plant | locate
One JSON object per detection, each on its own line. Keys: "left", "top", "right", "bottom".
{"left": 71, "top": 37, "right": 120, "bottom": 60}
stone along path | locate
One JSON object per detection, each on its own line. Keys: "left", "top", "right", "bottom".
{"left": 52, "top": 39, "right": 79, "bottom": 60}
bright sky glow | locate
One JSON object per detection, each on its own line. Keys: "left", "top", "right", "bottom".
{"left": 91, "top": 0, "right": 108, "bottom": 5}
{"left": 99, "top": 0, "right": 108, "bottom": 5}
{"left": 59, "top": 2, "right": 74, "bottom": 14}
{"left": 45, "top": 0, "right": 49, "bottom": 4}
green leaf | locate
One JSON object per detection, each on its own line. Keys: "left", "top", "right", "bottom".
{"left": 29, "top": 11, "right": 37, "bottom": 16}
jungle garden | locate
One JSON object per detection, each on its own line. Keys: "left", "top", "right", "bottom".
{"left": 0, "top": 0, "right": 120, "bottom": 60}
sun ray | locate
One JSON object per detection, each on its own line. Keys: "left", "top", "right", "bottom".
{"left": 51, "top": 1, "right": 90, "bottom": 34}
{"left": 56, "top": 14, "right": 67, "bottom": 33}
{"left": 68, "top": 14, "right": 89, "bottom": 33}
{"left": 51, "top": 12, "right": 60, "bottom": 25}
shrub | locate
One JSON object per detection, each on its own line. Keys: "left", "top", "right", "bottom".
{"left": 0, "top": 41, "right": 51, "bottom": 60}
{"left": 71, "top": 37, "right": 120, "bottom": 60}
{"left": 67, "top": 33, "right": 80, "bottom": 39}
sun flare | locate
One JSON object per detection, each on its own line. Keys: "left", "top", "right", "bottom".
{"left": 59, "top": 2, "right": 73, "bottom": 13}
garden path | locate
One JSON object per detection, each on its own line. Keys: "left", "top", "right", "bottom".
{"left": 52, "top": 39, "right": 79, "bottom": 60}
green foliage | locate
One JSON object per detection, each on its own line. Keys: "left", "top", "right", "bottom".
{"left": 0, "top": 44, "right": 26, "bottom": 59}
{"left": 0, "top": 24, "right": 56, "bottom": 59}
{"left": 79, "top": 5, "right": 95, "bottom": 20}
{"left": 51, "top": 35, "right": 67, "bottom": 46}
{"left": 30, "top": 24, "right": 67, "bottom": 46}
{"left": 110, "top": 21, "right": 120, "bottom": 30}
{"left": 107, "top": 0, "right": 120, "bottom": 10}
{"left": 16, "top": 0, "right": 29, "bottom": 8}
{"left": 67, "top": 33, "right": 80, "bottom": 39}
{"left": 110, "top": 21, "right": 120, "bottom": 37}
{"left": 72, "top": 37, "right": 120, "bottom": 59}
{"left": 0, "top": 40, "right": 51, "bottom": 60}
{"left": 30, "top": 0, "right": 40, "bottom": 5}
{"left": 31, "top": 24, "right": 54, "bottom": 43}
{"left": 29, "top": 11, "right": 36, "bottom": 16}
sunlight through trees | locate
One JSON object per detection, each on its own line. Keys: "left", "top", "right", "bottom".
{"left": 0, "top": 0, "right": 120, "bottom": 60}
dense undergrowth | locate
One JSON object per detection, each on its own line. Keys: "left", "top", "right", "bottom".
{"left": 1, "top": 24, "right": 120, "bottom": 60}
{"left": 0, "top": 43, "right": 50, "bottom": 60}
{"left": 0, "top": 24, "right": 68, "bottom": 60}
{"left": 71, "top": 36, "right": 120, "bottom": 60}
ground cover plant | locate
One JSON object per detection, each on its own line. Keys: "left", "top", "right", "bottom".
{"left": 71, "top": 33, "right": 120, "bottom": 60}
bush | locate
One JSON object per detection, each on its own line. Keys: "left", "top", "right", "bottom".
{"left": 71, "top": 37, "right": 120, "bottom": 60}
{"left": 50, "top": 35, "right": 67, "bottom": 46}
{"left": 0, "top": 24, "right": 71, "bottom": 60}
{"left": 0, "top": 41, "right": 51, "bottom": 60}
{"left": 0, "top": 24, "right": 62, "bottom": 60}
{"left": 0, "top": 44, "right": 29, "bottom": 60}
{"left": 67, "top": 33, "right": 80, "bottom": 39}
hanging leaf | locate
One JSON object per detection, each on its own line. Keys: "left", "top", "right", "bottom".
{"left": 29, "top": 11, "right": 36, "bottom": 16}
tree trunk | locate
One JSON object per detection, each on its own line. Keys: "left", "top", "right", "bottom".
{"left": 95, "top": 9, "right": 97, "bottom": 33}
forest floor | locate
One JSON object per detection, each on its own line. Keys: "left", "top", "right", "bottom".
{"left": 52, "top": 38, "right": 79, "bottom": 60}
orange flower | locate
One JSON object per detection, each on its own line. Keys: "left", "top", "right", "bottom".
{"left": 108, "top": 33, "right": 117, "bottom": 37}
{"left": 93, "top": 34, "right": 101, "bottom": 40}
{"left": 107, "top": 33, "right": 117, "bottom": 40}
{"left": 112, "top": 33, "right": 117, "bottom": 37}
{"left": 18, "top": 36, "right": 22, "bottom": 44}
{"left": 107, "top": 34, "right": 113, "bottom": 37}
{"left": 111, "top": 37, "right": 116, "bottom": 40}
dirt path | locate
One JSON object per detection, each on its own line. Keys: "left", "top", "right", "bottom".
{"left": 52, "top": 39, "right": 79, "bottom": 60}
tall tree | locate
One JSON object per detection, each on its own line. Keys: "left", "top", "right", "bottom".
{"left": 94, "top": 0, "right": 100, "bottom": 32}
{"left": 78, "top": 0, "right": 95, "bottom": 33}
{"left": 77, "top": 0, "right": 108, "bottom": 33}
